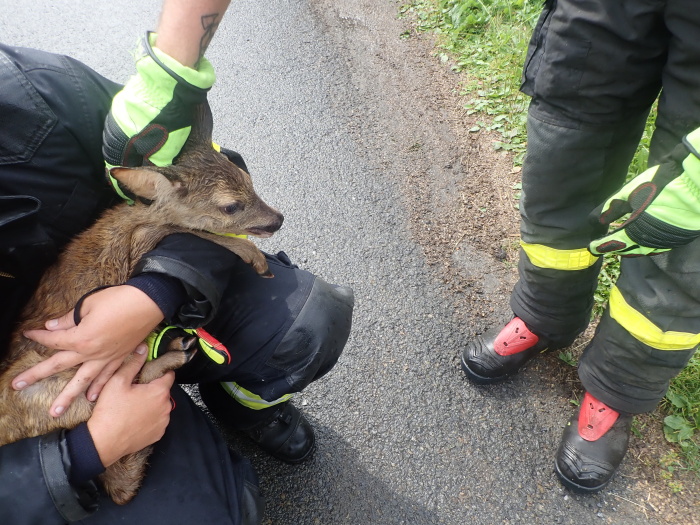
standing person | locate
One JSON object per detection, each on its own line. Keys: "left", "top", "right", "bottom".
{"left": 0, "top": 1, "right": 353, "bottom": 522}
{"left": 461, "top": 0, "right": 700, "bottom": 493}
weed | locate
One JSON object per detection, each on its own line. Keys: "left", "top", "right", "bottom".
{"left": 662, "top": 353, "right": 700, "bottom": 472}
{"left": 558, "top": 350, "right": 577, "bottom": 367}
{"left": 659, "top": 450, "right": 687, "bottom": 492}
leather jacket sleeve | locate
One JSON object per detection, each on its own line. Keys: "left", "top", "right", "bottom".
{"left": 0, "top": 431, "right": 99, "bottom": 524}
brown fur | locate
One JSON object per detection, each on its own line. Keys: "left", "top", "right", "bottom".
{"left": 0, "top": 103, "right": 283, "bottom": 504}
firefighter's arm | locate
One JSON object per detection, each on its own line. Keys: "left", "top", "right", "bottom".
{"left": 589, "top": 127, "right": 700, "bottom": 256}
{"left": 103, "top": 0, "right": 231, "bottom": 200}
{"left": 14, "top": 229, "right": 243, "bottom": 414}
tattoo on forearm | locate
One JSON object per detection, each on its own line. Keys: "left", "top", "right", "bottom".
{"left": 198, "top": 13, "right": 221, "bottom": 65}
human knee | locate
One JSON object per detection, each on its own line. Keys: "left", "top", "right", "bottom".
{"left": 268, "top": 277, "right": 354, "bottom": 391}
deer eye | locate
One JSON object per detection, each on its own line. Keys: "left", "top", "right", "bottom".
{"left": 220, "top": 202, "right": 241, "bottom": 215}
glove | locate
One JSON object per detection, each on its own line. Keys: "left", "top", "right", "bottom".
{"left": 146, "top": 325, "right": 231, "bottom": 366}
{"left": 103, "top": 31, "right": 216, "bottom": 203}
{"left": 589, "top": 128, "right": 700, "bottom": 256}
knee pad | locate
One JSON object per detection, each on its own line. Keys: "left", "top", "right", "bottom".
{"left": 268, "top": 277, "right": 354, "bottom": 391}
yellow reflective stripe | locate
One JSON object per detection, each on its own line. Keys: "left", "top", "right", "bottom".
{"left": 520, "top": 241, "right": 599, "bottom": 271}
{"left": 212, "top": 141, "right": 221, "bottom": 152}
{"left": 144, "top": 330, "right": 162, "bottom": 361}
{"left": 211, "top": 231, "right": 248, "bottom": 239}
{"left": 609, "top": 286, "right": 700, "bottom": 351}
{"left": 220, "top": 381, "right": 293, "bottom": 410}
{"left": 199, "top": 341, "right": 226, "bottom": 364}
{"left": 190, "top": 329, "right": 227, "bottom": 365}
{"left": 145, "top": 325, "right": 179, "bottom": 361}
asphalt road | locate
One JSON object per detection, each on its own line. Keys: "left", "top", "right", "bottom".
{"left": 1, "top": 1, "right": 666, "bottom": 524}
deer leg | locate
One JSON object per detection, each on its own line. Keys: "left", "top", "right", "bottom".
{"left": 194, "top": 232, "right": 272, "bottom": 277}
{"left": 137, "top": 335, "right": 198, "bottom": 384}
{"left": 99, "top": 447, "right": 152, "bottom": 505}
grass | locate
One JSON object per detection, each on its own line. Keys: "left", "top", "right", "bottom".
{"left": 400, "top": 0, "right": 538, "bottom": 165}
{"left": 399, "top": 0, "right": 700, "bottom": 478}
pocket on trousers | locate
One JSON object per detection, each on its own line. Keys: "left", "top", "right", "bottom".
{"left": 521, "top": 0, "right": 591, "bottom": 100}
{"left": 520, "top": 0, "right": 556, "bottom": 96}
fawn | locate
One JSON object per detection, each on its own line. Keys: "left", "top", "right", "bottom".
{"left": 0, "top": 102, "right": 283, "bottom": 504}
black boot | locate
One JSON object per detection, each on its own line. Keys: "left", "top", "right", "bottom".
{"left": 555, "top": 392, "right": 632, "bottom": 493}
{"left": 199, "top": 382, "right": 315, "bottom": 464}
{"left": 461, "top": 317, "right": 552, "bottom": 384}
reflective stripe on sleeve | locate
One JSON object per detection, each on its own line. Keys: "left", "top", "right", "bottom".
{"left": 609, "top": 286, "right": 700, "bottom": 351}
{"left": 520, "top": 241, "right": 600, "bottom": 271}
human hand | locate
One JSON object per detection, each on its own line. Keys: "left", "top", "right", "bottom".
{"left": 103, "top": 32, "right": 215, "bottom": 202}
{"left": 14, "top": 285, "right": 164, "bottom": 417}
{"left": 87, "top": 347, "right": 175, "bottom": 468}
{"left": 589, "top": 128, "right": 700, "bottom": 256}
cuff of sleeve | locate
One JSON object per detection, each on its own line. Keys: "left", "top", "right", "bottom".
{"left": 40, "top": 430, "right": 99, "bottom": 521}
{"left": 133, "top": 253, "right": 221, "bottom": 327}
{"left": 685, "top": 127, "right": 700, "bottom": 154}
{"left": 139, "top": 32, "right": 216, "bottom": 89}
{"left": 126, "top": 273, "right": 188, "bottom": 322}
{"left": 65, "top": 423, "right": 105, "bottom": 486}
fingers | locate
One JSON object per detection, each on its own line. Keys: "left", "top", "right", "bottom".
{"left": 49, "top": 348, "right": 146, "bottom": 417}
{"left": 49, "top": 360, "right": 108, "bottom": 417}
{"left": 152, "top": 372, "right": 176, "bottom": 413}
{"left": 112, "top": 344, "right": 149, "bottom": 384}
{"left": 12, "top": 350, "right": 81, "bottom": 390}
{"left": 149, "top": 369, "right": 176, "bottom": 390}
{"left": 142, "top": 371, "right": 176, "bottom": 413}
{"left": 44, "top": 309, "right": 78, "bottom": 331}
{"left": 85, "top": 359, "right": 127, "bottom": 402}
{"left": 23, "top": 326, "right": 78, "bottom": 351}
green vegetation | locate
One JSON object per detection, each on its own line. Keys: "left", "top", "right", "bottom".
{"left": 663, "top": 353, "right": 700, "bottom": 473}
{"left": 399, "top": 0, "right": 541, "bottom": 164}
{"left": 399, "top": 0, "right": 699, "bottom": 477}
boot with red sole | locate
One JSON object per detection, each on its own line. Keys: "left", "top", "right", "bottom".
{"left": 555, "top": 392, "right": 633, "bottom": 493}
{"left": 461, "top": 317, "right": 553, "bottom": 384}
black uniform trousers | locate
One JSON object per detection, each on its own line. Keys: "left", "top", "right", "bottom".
{"left": 513, "top": 0, "right": 700, "bottom": 413}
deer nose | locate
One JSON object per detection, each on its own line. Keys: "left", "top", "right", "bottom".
{"left": 247, "top": 209, "right": 284, "bottom": 238}
{"left": 265, "top": 211, "right": 284, "bottom": 233}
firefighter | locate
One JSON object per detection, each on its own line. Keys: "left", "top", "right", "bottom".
{"left": 461, "top": 0, "right": 700, "bottom": 493}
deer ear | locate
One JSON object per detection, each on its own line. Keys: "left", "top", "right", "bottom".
{"left": 184, "top": 103, "right": 214, "bottom": 149}
{"left": 110, "top": 167, "right": 170, "bottom": 201}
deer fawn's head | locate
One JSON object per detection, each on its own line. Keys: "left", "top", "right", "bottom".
{"left": 109, "top": 103, "right": 284, "bottom": 237}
